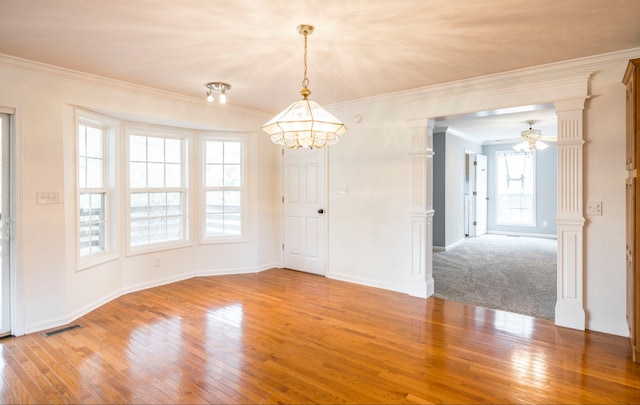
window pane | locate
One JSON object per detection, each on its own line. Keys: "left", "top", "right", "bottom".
{"left": 78, "top": 157, "right": 87, "bottom": 189}
{"left": 167, "top": 216, "right": 182, "bottom": 240}
{"left": 79, "top": 125, "right": 87, "bottom": 156}
{"left": 130, "top": 135, "right": 147, "bottom": 161}
{"left": 224, "top": 213, "right": 241, "bottom": 235}
{"left": 225, "top": 142, "right": 241, "bottom": 164}
{"left": 206, "top": 141, "right": 223, "bottom": 163}
{"left": 167, "top": 192, "right": 182, "bottom": 215}
{"left": 147, "top": 137, "right": 164, "bottom": 162}
{"left": 149, "top": 192, "right": 166, "bottom": 217}
{"left": 165, "top": 138, "right": 181, "bottom": 163}
{"left": 79, "top": 192, "right": 106, "bottom": 257}
{"left": 131, "top": 218, "right": 149, "bottom": 246}
{"left": 148, "top": 162, "right": 165, "bottom": 187}
{"left": 224, "top": 191, "right": 241, "bottom": 212}
{"left": 149, "top": 217, "right": 166, "bottom": 242}
{"left": 86, "top": 157, "right": 103, "bottom": 188}
{"left": 79, "top": 224, "right": 92, "bottom": 256}
{"left": 86, "top": 126, "right": 103, "bottom": 158}
{"left": 166, "top": 163, "right": 181, "bottom": 187}
{"left": 206, "top": 164, "right": 223, "bottom": 187}
{"left": 206, "top": 191, "right": 224, "bottom": 213}
{"left": 130, "top": 193, "right": 149, "bottom": 218}
{"left": 206, "top": 213, "right": 224, "bottom": 236}
{"left": 130, "top": 162, "right": 147, "bottom": 188}
{"left": 224, "top": 164, "right": 241, "bottom": 187}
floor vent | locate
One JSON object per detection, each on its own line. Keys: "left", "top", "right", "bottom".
{"left": 43, "top": 324, "right": 82, "bottom": 337}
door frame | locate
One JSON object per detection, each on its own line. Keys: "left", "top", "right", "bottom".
{"left": 0, "top": 106, "right": 20, "bottom": 336}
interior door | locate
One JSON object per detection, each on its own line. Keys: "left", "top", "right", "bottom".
{"left": 283, "top": 147, "right": 327, "bottom": 275}
{"left": 469, "top": 153, "right": 488, "bottom": 237}
{"left": 0, "top": 112, "right": 11, "bottom": 337}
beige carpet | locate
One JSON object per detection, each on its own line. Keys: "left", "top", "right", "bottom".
{"left": 432, "top": 234, "right": 557, "bottom": 320}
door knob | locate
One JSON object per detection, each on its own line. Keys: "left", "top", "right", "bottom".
{"left": 317, "top": 209, "right": 324, "bottom": 214}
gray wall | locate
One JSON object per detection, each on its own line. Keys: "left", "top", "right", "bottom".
{"left": 483, "top": 142, "right": 557, "bottom": 235}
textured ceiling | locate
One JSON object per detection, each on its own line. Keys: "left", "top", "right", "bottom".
{"left": 1, "top": 0, "right": 639, "bottom": 141}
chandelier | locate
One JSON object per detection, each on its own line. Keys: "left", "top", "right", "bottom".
{"left": 262, "top": 25, "right": 347, "bottom": 149}
{"left": 513, "top": 120, "right": 549, "bottom": 152}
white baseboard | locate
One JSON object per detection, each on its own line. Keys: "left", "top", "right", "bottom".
{"left": 22, "top": 264, "right": 277, "bottom": 335}
{"left": 487, "top": 231, "right": 557, "bottom": 239}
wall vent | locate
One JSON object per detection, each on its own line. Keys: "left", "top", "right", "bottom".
{"left": 43, "top": 324, "right": 82, "bottom": 337}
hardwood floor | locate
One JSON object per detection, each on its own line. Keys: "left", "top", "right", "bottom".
{"left": 1, "top": 268, "right": 639, "bottom": 404}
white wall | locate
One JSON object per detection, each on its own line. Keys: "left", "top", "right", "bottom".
{"left": 0, "top": 56, "right": 280, "bottom": 334}
{"left": 327, "top": 48, "right": 639, "bottom": 336}
{"left": 325, "top": 100, "right": 414, "bottom": 292}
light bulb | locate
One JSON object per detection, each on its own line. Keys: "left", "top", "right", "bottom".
{"left": 219, "top": 90, "right": 227, "bottom": 104}
{"left": 206, "top": 92, "right": 214, "bottom": 102}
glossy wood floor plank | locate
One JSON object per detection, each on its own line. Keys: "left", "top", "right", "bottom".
{"left": 1, "top": 268, "right": 640, "bottom": 404}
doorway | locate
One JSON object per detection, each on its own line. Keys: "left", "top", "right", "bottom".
{"left": 433, "top": 107, "right": 558, "bottom": 319}
{"left": 465, "top": 152, "right": 488, "bottom": 237}
{"left": 0, "top": 111, "right": 13, "bottom": 337}
{"left": 282, "top": 147, "right": 327, "bottom": 275}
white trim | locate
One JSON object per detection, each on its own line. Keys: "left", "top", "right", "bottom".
{"left": 330, "top": 47, "right": 640, "bottom": 111}
{"left": 22, "top": 265, "right": 274, "bottom": 335}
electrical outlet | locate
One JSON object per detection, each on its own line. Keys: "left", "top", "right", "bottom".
{"left": 586, "top": 201, "right": 602, "bottom": 216}
{"left": 154, "top": 257, "right": 161, "bottom": 268}
{"left": 37, "top": 191, "right": 60, "bottom": 204}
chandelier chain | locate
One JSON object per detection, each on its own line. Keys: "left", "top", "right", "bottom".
{"left": 302, "top": 30, "right": 309, "bottom": 89}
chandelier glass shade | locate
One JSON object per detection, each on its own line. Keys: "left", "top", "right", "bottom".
{"left": 262, "top": 25, "right": 347, "bottom": 149}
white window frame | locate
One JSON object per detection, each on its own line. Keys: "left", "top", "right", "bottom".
{"left": 494, "top": 149, "right": 537, "bottom": 227}
{"left": 76, "top": 110, "right": 119, "bottom": 270}
{"left": 199, "top": 134, "right": 246, "bottom": 244}
{"left": 125, "top": 125, "right": 190, "bottom": 256}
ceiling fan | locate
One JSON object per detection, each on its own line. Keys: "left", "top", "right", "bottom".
{"left": 513, "top": 120, "right": 557, "bottom": 152}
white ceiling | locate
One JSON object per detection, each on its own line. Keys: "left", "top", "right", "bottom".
{"left": 1, "top": 0, "right": 639, "bottom": 141}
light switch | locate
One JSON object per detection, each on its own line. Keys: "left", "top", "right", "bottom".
{"left": 37, "top": 191, "right": 60, "bottom": 204}
{"left": 586, "top": 201, "right": 602, "bottom": 216}
{"left": 337, "top": 184, "right": 349, "bottom": 194}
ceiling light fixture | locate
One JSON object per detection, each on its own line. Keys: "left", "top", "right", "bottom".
{"left": 513, "top": 120, "right": 549, "bottom": 152}
{"left": 262, "top": 24, "right": 347, "bottom": 149}
{"left": 205, "top": 82, "right": 231, "bottom": 104}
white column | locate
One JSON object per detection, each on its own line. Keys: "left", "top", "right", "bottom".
{"left": 554, "top": 98, "right": 587, "bottom": 330}
{"left": 408, "top": 119, "right": 435, "bottom": 298}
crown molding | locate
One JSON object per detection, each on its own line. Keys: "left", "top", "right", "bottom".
{"left": 0, "top": 53, "right": 265, "bottom": 116}
{"left": 328, "top": 46, "right": 640, "bottom": 110}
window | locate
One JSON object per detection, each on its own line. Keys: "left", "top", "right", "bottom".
{"left": 202, "top": 137, "right": 243, "bottom": 241}
{"left": 77, "top": 112, "right": 118, "bottom": 268}
{"left": 495, "top": 150, "right": 535, "bottom": 226}
{"left": 127, "top": 129, "right": 188, "bottom": 252}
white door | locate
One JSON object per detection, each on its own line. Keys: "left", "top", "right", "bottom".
{"left": 283, "top": 147, "right": 327, "bottom": 275}
{"left": 0, "top": 112, "right": 12, "bottom": 337}
{"left": 471, "top": 154, "right": 488, "bottom": 237}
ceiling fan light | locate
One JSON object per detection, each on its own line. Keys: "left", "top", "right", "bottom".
{"left": 536, "top": 140, "right": 549, "bottom": 150}
{"left": 513, "top": 140, "right": 530, "bottom": 152}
